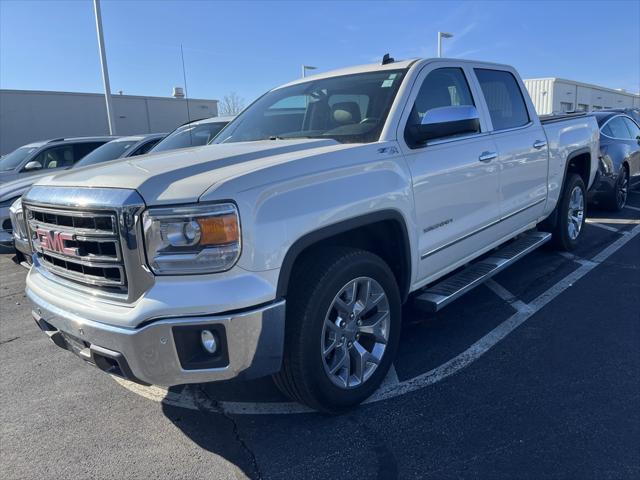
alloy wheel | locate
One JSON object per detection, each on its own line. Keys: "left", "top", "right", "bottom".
{"left": 321, "top": 277, "right": 390, "bottom": 389}
{"left": 617, "top": 169, "right": 629, "bottom": 210}
{"left": 567, "top": 185, "right": 585, "bottom": 240}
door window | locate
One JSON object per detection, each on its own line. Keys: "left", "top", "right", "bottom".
{"left": 404, "top": 67, "right": 475, "bottom": 145}
{"left": 132, "top": 138, "right": 161, "bottom": 156}
{"left": 30, "top": 145, "right": 75, "bottom": 170}
{"left": 74, "top": 142, "right": 106, "bottom": 160}
{"left": 602, "top": 116, "right": 633, "bottom": 139}
{"left": 474, "top": 69, "right": 530, "bottom": 131}
{"left": 622, "top": 117, "right": 640, "bottom": 140}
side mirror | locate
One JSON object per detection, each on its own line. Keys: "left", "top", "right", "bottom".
{"left": 23, "top": 160, "right": 43, "bottom": 171}
{"left": 410, "top": 105, "right": 481, "bottom": 145}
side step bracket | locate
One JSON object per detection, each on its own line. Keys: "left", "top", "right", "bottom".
{"left": 414, "top": 231, "right": 551, "bottom": 313}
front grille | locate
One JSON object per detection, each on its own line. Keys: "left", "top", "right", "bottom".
{"left": 26, "top": 205, "right": 127, "bottom": 294}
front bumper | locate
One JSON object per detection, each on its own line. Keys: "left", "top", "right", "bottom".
{"left": 27, "top": 286, "right": 285, "bottom": 386}
{"left": 13, "top": 235, "right": 31, "bottom": 259}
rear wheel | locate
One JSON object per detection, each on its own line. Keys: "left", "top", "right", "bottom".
{"left": 550, "top": 173, "right": 586, "bottom": 251}
{"left": 273, "top": 247, "right": 401, "bottom": 413}
{"left": 606, "top": 166, "right": 629, "bottom": 212}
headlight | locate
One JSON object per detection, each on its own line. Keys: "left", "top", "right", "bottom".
{"left": 142, "top": 203, "right": 241, "bottom": 274}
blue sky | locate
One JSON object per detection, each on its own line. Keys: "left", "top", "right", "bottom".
{"left": 1, "top": 0, "right": 638, "bottom": 105}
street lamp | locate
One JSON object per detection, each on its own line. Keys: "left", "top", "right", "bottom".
{"left": 437, "top": 31, "right": 454, "bottom": 58}
{"left": 93, "top": 0, "right": 116, "bottom": 135}
{"left": 302, "top": 65, "right": 317, "bottom": 78}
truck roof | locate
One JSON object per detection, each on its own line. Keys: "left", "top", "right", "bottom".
{"left": 277, "top": 57, "right": 515, "bottom": 90}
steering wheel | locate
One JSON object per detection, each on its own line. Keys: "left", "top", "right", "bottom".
{"left": 359, "top": 117, "right": 379, "bottom": 125}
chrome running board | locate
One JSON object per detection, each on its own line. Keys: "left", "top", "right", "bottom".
{"left": 414, "top": 231, "right": 552, "bottom": 313}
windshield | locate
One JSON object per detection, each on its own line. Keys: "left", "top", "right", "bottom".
{"left": 151, "top": 121, "right": 228, "bottom": 153}
{"left": 0, "top": 146, "right": 38, "bottom": 171}
{"left": 214, "top": 70, "right": 406, "bottom": 145}
{"left": 74, "top": 140, "right": 136, "bottom": 168}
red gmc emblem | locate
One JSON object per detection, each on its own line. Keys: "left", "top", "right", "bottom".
{"left": 35, "top": 229, "right": 77, "bottom": 256}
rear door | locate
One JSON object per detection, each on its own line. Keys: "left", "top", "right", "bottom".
{"left": 473, "top": 68, "right": 548, "bottom": 226}
{"left": 397, "top": 62, "right": 501, "bottom": 283}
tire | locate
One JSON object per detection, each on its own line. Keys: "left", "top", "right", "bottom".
{"left": 273, "top": 247, "right": 401, "bottom": 413}
{"left": 605, "top": 166, "right": 629, "bottom": 212}
{"left": 551, "top": 173, "right": 587, "bottom": 251}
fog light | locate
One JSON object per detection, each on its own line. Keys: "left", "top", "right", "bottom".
{"left": 200, "top": 330, "right": 217, "bottom": 354}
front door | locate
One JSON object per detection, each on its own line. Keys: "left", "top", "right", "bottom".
{"left": 398, "top": 64, "right": 502, "bottom": 283}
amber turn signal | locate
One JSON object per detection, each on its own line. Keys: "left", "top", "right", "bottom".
{"left": 197, "top": 214, "right": 239, "bottom": 245}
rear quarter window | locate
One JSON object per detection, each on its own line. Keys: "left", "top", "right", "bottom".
{"left": 475, "top": 69, "right": 530, "bottom": 131}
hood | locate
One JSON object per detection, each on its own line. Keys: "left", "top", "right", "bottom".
{"left": 37, "top": 139, "right": 356, "bottom": 205}
{"left": 0, "top": 171, "right": 19, "bottom": 186}
{"left": 0, "top": 172, "right": 53, "bottom": 202}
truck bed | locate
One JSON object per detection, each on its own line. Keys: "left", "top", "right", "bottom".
{"left": 540, "top": 112, "right": 591, "bottom": 124}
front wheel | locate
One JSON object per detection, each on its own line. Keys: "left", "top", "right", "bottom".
{"left": 551, "top": 173, "right": 587, "bottom": 251}
{"left": 273, "top": 247, "right": 401, "bottom": 413}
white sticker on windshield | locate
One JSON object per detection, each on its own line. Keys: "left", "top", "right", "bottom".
{"left": 381, "top": 79, "right": 394, "bottom": 88}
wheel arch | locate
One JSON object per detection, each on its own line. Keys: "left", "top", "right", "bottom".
{"left": 566, "top": 147, "right": 592, "bottom": 188}
{"left": 276, "top": 210, "right": 412, "bottom": 303}
{"left": 541, "top": 147, "right": 591, "bottom": 230}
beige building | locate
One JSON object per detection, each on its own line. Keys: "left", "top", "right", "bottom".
{"left": 523, "top": 78, "right": 640, "bottom": 115}
{"left": 0, "top": 89, "right": 218, "bottom": 155}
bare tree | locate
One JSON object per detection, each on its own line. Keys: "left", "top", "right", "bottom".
{"left": 219, "top": 92, "right": 245, "bottom": 116}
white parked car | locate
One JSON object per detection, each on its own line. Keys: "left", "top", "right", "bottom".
{"left": 23, "top": 58, "right": 598, "bottom": 412}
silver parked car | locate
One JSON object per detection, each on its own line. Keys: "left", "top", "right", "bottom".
{"left": 149, "top": 116, "right": 235, "bottom": 153}
{"left": 0, "top": 136, "right": 115, "bottom": 185}
{"left": 4, "top": 134, "right": 165, "bottom": 260}
{"left": 0, "top": 136, "right": 115, "bottom": 245}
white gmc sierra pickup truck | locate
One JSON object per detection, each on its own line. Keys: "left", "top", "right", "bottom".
{"left": 23, "top": 58, "right": 599, "bottom": 412}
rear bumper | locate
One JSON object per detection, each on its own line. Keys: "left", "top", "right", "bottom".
{"left": 28, "top": 286, "right": 286, "bottom": 386}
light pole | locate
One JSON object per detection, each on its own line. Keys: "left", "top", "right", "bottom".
{"left": 93, "top": 0, "right": 116, "bottom": 135}
{"left": 437, "top": 31, "right": 453, "bottom": 58}
{"left": 302, "top": 65, "right": 317, "bottom": 78}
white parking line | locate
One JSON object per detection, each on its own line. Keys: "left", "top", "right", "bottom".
{"left": 485, "top": 279, "right": 516, "bottom": 302}
{"left": 114, "top": 223, "right": 640, "bottom": 415}
{"left": 557, "top": 251, "right": 597, "bottom": 267}
{"left": 624, "top": 205, "right": 640, "bottom": 213}
{"left": 585, "top": 220, "right": 620, "bottom": 233}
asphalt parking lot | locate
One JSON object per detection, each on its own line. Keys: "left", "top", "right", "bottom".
{"left": 1, "top": 193, "right": 639, "bottom": 480}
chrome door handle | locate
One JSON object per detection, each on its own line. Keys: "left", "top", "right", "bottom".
{"left": 478, "top": 151, "right": 497, "bottom": 162}
{"left": 533, "top": 140, "right": 547, "bottom": 149}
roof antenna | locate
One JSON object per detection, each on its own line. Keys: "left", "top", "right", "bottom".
{"left": 381, "top": 53, "right": 395, "bottom": 65}
{"left": 180, "top": 43, "right": 194, "bottom": 145}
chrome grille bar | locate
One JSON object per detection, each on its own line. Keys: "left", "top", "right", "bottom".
{"left": 25, "top": 204, "right": 126, "bottom": 293}
{"left": 22, "top": 186, "right": 153, "bottom": 304}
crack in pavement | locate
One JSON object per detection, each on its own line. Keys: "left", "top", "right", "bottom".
{"left": 0, "top": 336, "right": 20, "bottom": 346}
{"left": 193, "top": 385, "right": 264, "bottom": 480}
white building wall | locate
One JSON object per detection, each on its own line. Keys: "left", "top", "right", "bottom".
{"left": 0, "top": 89, "right": 218, "bottom": 155}
{"left": 524, "top": 78, "right": 640, "bottom": 115}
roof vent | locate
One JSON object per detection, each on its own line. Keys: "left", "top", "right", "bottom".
{"left": 172, "top": 87, "right": 185, "bottom": 98}
{"left": 381, "top": 53, "right": 395, "bottom": 65}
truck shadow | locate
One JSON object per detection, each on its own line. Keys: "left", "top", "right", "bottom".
{"left": 160, "top": 384, "right": 399, "bottom": 480}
